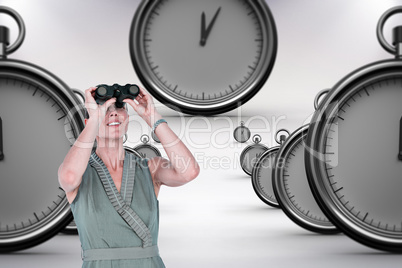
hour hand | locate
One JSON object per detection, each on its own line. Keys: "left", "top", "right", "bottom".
{"left": 200, "top": 12, "right": 206, "bottom": 46}
{"left": 399, "top": 116, "right": 402, "bottom": 161}
{"left": 0, "top": 117, "right": 4, "bottom": 160}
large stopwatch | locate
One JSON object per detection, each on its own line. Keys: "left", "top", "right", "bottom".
{"left": 239, "top": 134, "right": 268, "bottom": 176}
{"left": 251, "top": 130, "right": 289, "bottom": 207}
{"left": 305, "top": 6, "right": 402, "bottom": 252}
{"left": 272, "top": 90, "right": 338, "bottom": 234}
{"left": 129, "top": 0, "right": 277, "bottom": 115}
{"left": 0, "top": 7, "right": 85, "bottom": 252}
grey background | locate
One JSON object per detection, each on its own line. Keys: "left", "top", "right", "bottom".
{"left": 2, "top": 0, "right": 402, "bottom": 267}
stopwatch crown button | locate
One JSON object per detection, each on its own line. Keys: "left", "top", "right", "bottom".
{"left": 393, "top": 26, "right": 402, "bottom": 46}
{"left": 0, "top": 26, "right": 10, "bottom": 46}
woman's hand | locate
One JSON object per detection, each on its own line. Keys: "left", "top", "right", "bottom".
{"left": 84, "top": 87, "right": 116, "bottom": 124}
{"left": 123, "top": 86, "right": 162, "bottom": 127}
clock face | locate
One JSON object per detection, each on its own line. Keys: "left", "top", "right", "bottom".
{"left": 306, "top": 63, "right": 402, "bottom": 251}
{"left": 274, "top": 125, "right": 338, "bottom": 234}
{"left": 233, "top": 125, "right": 251, "bottom": 143}
{"left": 240, "top": 143, "right": 268, "bottom": 176}
{"left": 0, "top": 61, "right": 84, "bottom": 252}
{"left": 251, "top": 147, "right": 279, "bottom": 207}
{"left": 130, "top": 0, "right": 277, "bottom": 115}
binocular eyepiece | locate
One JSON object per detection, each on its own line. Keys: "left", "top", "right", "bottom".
{"left": 95, "top": 83, "right": 140, "bottom": 108}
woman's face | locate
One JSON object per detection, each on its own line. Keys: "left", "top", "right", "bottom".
{"left": 97, "top": 104, "right": 129, "bottom": 141}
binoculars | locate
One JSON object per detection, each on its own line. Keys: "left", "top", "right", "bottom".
{"left": 95, "top": 83, "right": 140, "bottom": 108}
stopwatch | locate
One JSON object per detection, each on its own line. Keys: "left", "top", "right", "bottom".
{"left": 251, "top": 130, "right": 289, "bottom": 207}
{"left": 130, "top": 0, "right": 277, "bottom": 115}
{"left": 273, "top": 123, "right": 339, "bottom": 234}
{"left": 239, "top": 134, "right": 268, "bottom": 176}
{"left": 0, "top": 7, "right": 85, "bottom": 252}
{"left": 233, "top": 121, "right": 251, "bottom": 143}
{"left": 273, "top": 90, "right": 338, "bottom": 234}
{"left": 132, "top": 134, "right": 161, "bottom": 159}
{"left": 305, "top": 6, "right": 402, "bottom": 252}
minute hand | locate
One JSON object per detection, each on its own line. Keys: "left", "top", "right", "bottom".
{"left": 200, "top": 7, "right": 221, "bottom": 46}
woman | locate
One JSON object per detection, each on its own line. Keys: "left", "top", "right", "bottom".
{"left": 58, "top": 86, "right": 200, "bottom": 267}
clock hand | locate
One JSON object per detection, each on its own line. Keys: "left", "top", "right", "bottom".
{"left": 200, "top": 7, "right": 221, "bottom": 46}
{"left": 200, "top": 12, "right": 206, "bottom": 46}
{"left": 399, "top": 116, "right": 402, "bottom": 161}
{"left": 0, "top": 116, "right": 4, "bottom": 161}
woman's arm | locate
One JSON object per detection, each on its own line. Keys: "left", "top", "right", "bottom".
{"left": 123, "top": 87, "right": 200, "bottom": 190}
{"left": 58, "top": 87, "right": 115, "bottom": 201}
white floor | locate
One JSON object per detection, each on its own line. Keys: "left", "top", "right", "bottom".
{"left": 2, "top": 116, "right": 402, "bottom": 267}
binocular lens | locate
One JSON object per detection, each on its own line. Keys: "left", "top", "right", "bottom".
{"left": 97, "top": 86, "right": 108, "bottom": 97}
{"left": 129, "top": 85, "right": 139, "bottom": 96}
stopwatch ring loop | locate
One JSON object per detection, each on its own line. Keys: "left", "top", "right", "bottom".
{"left": 252, "top": 134, "right": 261, "bottom": 144}
{"left": 0, "top": 6, "right": 26, "bottom": 55}
{"left": 140, "top": 134, "right": 150, "bottom": 144}
{"left": 314, "top": 89, "right": 330, "bottom": 110}
{"left": 376, "top": 6, "right": 402, "bottom": 55}
{"left": 275, "top": 129, "right": 290, "bottom": 144}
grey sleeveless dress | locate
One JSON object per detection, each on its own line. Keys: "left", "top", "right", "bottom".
{"left": 70, "top": 151, "right": 165, "bottom": 268}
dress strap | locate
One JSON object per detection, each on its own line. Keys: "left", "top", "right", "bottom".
{"left": 82, "top": 245, "right": 159, "bottom": 261}
{"left": 121, "top": 152, "right": 135, "bottom": 204}
{"left": 89, "top": 151, "right": 153, "bottom": 248}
